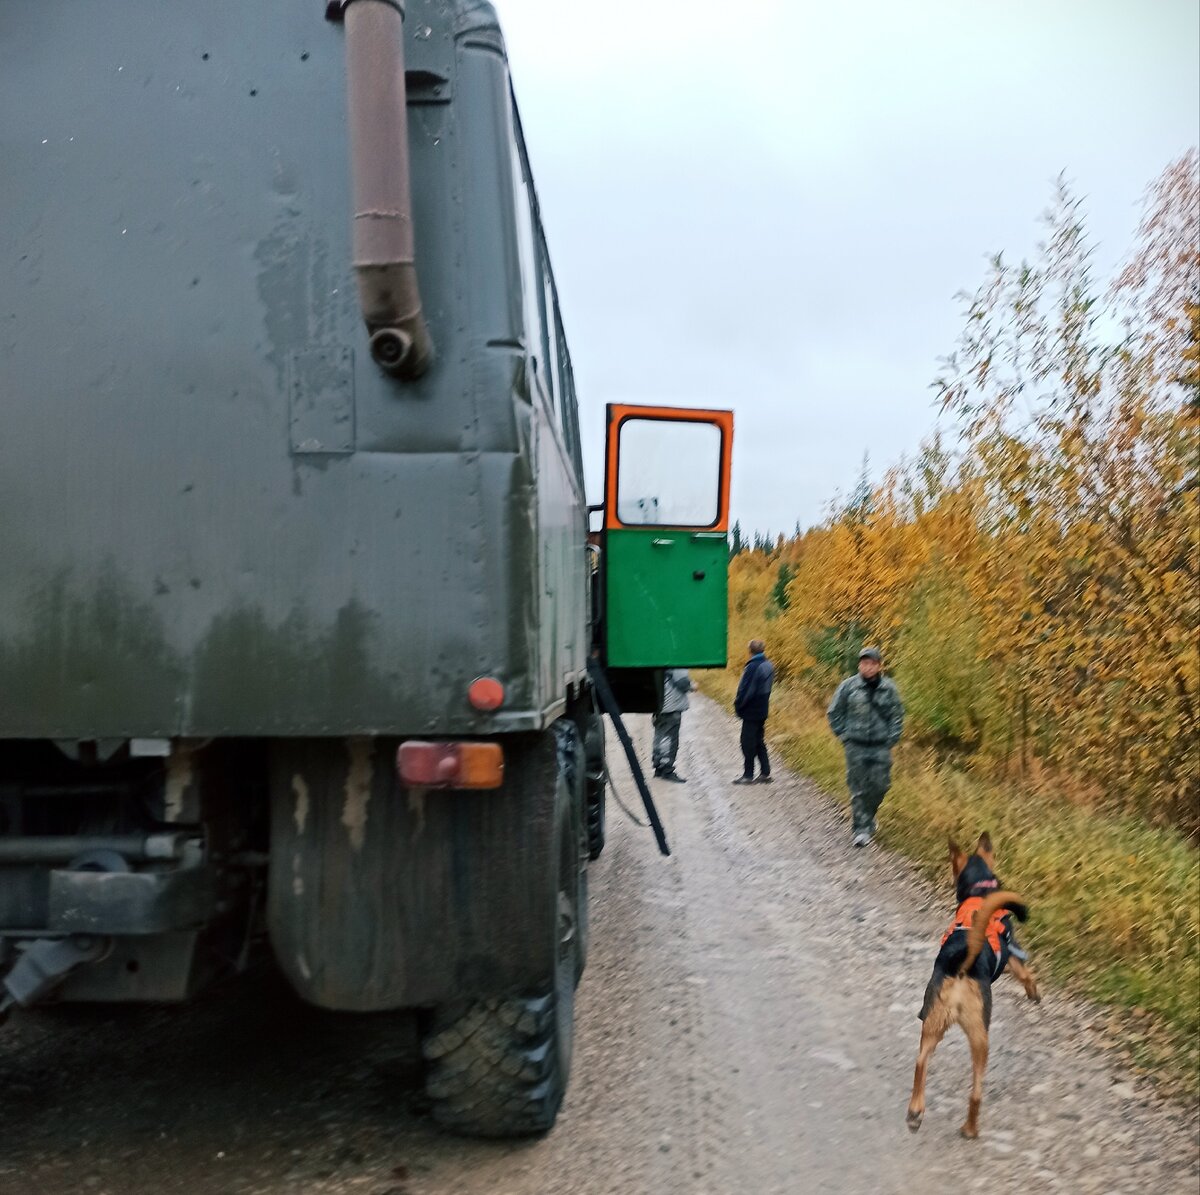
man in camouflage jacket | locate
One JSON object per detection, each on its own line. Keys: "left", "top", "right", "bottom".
{"left": 826, "top": 647, "right": 904, "bottom": 846}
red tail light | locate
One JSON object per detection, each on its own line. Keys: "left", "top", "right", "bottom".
{"left": 468, "top": 676, "right": 505, "bottom": 711}
{"left": 396, "top": 741, "right": 504, "bottom": 790}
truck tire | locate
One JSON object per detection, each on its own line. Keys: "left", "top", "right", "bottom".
{"left": 586, "top": 784, "right": 606, "bottom": 861}
{"left": 421, "top": 723, "right": 583, "bottom": 1137}
{"left": 561, "top": 718, "right": 589, "bottom": 982}
{"left": 584, "top": 712, "right": 606, "bottom": 860}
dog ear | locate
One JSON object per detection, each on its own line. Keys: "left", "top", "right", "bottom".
{"left": 976, "top": 832, "right": 995, "bottom": 866}
{"left": 948, "top": 837, "right": 966, "bottom": 879}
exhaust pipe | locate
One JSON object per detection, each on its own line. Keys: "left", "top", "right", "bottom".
{"left": 334, "top": 0, "right": 433, "bottom": 378}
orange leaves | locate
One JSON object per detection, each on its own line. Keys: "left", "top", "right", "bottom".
{"left": 727, "top": 156, "right": 1200, "bottom": 832}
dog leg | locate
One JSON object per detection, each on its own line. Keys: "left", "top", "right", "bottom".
{"left": 1008, "top": 956, "right": 1040, "bottom": 1002}
{"left": 960, "top": 1022, "right": 989, "bottom": 1139}
{"left": 906, "top": 1012, "right": 947, "bottom": 1132}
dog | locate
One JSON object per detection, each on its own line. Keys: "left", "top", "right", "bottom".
{"left": 905, "top": 832, "right": 1040, "bottom": 1139}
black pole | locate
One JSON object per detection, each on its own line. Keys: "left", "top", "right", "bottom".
{"left": 587, "top": 659, "right": 670, "bottom": 856}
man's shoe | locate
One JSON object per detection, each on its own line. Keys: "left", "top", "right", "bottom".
{"left": 732, "top": 776, "right": 756, "bottom": 785}
{"left": 660, "top": 771, "right": 687, "bottom": 783}
{"left": 652, "top": 767, "right": 665, "bottom": 778}
{"left": 852, "top": 830, "right": 872, "bottom": 848}
{"left": 756, "top": 775, "right": 773, "bottom": 784}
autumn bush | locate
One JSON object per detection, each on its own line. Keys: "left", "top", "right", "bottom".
{"left": 746, "top": 153, "right": 1199, "bottom": 831}
{"left": 708, "top": 153, "right": 1200, "bottom": 1088}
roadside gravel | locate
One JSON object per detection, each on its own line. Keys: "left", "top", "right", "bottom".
{"left": 0, "top": 695, "right": 1194, "bottom": 1194}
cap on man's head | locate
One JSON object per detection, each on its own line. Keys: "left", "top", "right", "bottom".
{"left": 858, "top": 647, "right": 882, "bottom": 662}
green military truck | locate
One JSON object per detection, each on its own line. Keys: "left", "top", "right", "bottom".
{"left": 0, "top": 0, "right": 732, "bottom": 1136}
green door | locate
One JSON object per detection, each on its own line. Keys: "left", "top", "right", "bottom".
{"left": 602, "top": 405, "right": 733, "bottom": 668}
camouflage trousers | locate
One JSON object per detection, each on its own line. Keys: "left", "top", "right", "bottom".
{"left": 651, "top": 711, "right": 683, "bottom": 773}
{"left": 845, "top": 743, "right": 893, "bottom": 833}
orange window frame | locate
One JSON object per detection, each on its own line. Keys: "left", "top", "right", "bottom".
{"left": 603, "top": 404, "right": 734, "bottom": 532}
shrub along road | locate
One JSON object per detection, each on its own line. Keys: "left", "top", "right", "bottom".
{"left": 0, "top": 696, "right": 1195, "bottom": 1194}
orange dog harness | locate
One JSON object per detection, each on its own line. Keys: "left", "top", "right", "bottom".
{"left": 941, "top": 896, "right": 1006, "bottom": 958}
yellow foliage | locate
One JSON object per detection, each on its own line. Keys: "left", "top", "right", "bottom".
{"left": 728, "top": 154, "right": 1200, "bottom": 832}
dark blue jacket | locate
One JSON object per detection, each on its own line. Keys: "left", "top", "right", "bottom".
{"left": 735, "top": 654, "right": 774, "bottom": 721}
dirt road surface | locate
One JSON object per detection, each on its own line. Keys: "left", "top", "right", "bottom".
{"left": 1, "top": 695, "right": 1196, "bottom": 1194}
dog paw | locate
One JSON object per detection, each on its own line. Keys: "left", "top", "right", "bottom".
{"left": 905, "top": 1109, "right": 923, "bottom": 1133}
{"left": 958, "top": 1124, "right": 978, "bottom": 1140}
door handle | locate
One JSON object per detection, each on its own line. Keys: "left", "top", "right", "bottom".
{"left": 690, "top": 532, "right": 726, "bottom": 540}
{"left": 651, "top": 538, "right": 676, "bottom": 547}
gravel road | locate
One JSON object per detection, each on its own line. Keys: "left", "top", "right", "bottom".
{"left": 1, "top": 695, "right": 1195, "bottom": 1194}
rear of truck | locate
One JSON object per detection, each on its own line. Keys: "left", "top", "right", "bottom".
{"left": 0, "top": 0, "right": 592, "bottom": 1135}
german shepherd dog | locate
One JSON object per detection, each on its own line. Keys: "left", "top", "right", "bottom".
{"left": 906, "top": 833, "right": 1040, "bottom": 1139}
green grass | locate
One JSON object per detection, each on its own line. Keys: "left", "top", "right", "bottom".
{"left": 699, "top": 670, "right": 1200, "bottom": 1097}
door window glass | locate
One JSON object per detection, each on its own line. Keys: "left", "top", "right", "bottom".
{"left": 616, "top": 418, "right": 721, "bottom": 526}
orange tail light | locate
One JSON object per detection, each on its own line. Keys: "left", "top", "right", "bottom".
{"left": 396, "top": 741, "right": 505, "bottom": 790}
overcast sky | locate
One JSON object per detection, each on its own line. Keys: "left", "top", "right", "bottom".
{"left": 494, "top": 0, "right": 1200, "bottom": 534}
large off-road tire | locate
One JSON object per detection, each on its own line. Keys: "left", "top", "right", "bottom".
{"left": 421, "top": 722, "right": 584, "bottom": 1137}
{"left": 584, "top": 711, "right": 606, "bottom": 861}
{"left": 561, "top": 718, "right": 589, "bottom": 981}
{"left": 586, "top": 784, "right": 606, "bottom": 861}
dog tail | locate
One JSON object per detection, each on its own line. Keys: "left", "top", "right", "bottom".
{"left": 959, "top": 890, "right": 1029, "bottom": 975}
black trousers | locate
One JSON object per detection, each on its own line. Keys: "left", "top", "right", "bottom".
{"left": 739, "top": 718, "right": 769, "bottom": 778}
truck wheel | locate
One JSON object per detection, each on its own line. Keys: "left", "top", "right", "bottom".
{"left": 584, "top": 712, "right": 606, "bottom": 860}
{"left": 421, "top": 724, "right": 582, "bottom": 1137}
{"left": 586, "top": 785, "right": 606, "bottom": 861}
{"left": 559, "top": 717, "right": 589, "bottom": 982}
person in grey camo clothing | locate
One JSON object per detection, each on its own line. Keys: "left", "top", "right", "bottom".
{"left": 826, "top": 646, "right": 904, "bottom": 847}
{"left": 652, "top": 668, "right": 696, "bottom": 783}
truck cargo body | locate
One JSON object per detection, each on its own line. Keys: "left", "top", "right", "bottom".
{"left": 0, "top": 0, "right": 587, "bottom": 739}
{"left": 1, "top": 0, "right": 604, "bottom": 1138}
